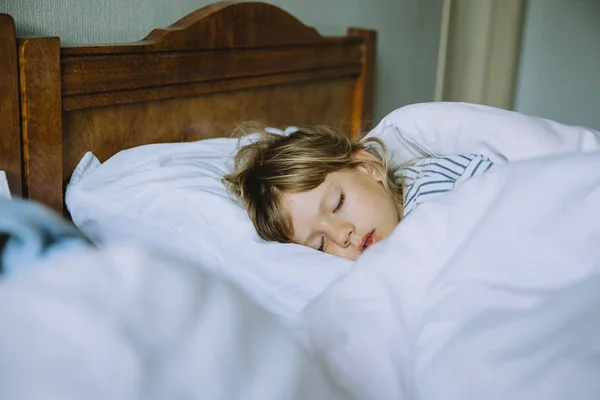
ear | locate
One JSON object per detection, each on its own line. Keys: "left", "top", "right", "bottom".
{"left": 352, "top": 149, "right": 384, "bottom": 182}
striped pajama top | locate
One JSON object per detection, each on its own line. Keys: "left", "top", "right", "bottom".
{"left": 399, "top": 154, "right": 494, "bottom": 217}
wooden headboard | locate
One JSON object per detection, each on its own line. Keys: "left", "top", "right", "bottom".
{"left": 0, "top": 1, "right": 376, "bottom": 213}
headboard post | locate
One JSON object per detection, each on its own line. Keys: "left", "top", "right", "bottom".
{"left": 18, "top": 37, "right": 63, "bottom": 212}
{"left": 0, "top": 14, "right": 22, "bottom": 197}
{"left": 348, "top": 28, "right": 377, "bottom": 139}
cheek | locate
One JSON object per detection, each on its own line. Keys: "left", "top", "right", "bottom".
{"left": 367, "top": 182, "right": 394, "bottom": 207}
{"left": 343, "top": 192, "right": 380, "bottom": 225}
{"left": 370, "top": 185, "right": 399, "bottom": 222}
{"left": 343, "top": 194, "right": 365, "bottom": 219}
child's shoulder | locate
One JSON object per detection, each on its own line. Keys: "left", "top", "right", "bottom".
{"left": 399, "top": 154, "right": 493, "bottom": 182}
{"left": 411, "top": 153, "right": 490, "bottom": 167}
{"left": 398, "top": 154, "right": 495, "bottom": 217}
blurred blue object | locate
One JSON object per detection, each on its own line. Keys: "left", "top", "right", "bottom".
{"left": 0, "top": 198, "right": 90, "bottom": 276}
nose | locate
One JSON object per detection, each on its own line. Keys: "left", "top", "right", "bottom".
{"left": 328, "top": 220, "right": 354, "bottom": 248}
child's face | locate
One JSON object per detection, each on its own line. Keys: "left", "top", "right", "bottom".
{"left": 283, "top": 161, "right": 400, "bottom": 260}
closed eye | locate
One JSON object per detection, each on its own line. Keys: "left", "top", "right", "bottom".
{"left": 333, "top": 192, "right": 345, "bottom": 213}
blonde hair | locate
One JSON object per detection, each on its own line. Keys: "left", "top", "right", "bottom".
{"left": 223, "top": 123, "right": 402, "bottom": 243}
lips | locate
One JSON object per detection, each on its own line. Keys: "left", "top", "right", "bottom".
{"left": 359, "top": 230, "right": 377, "bottom": 252}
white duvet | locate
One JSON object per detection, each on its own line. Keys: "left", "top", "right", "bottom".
{"left": 304, "top": 151, "right": 600, "bottom": 400}
{"left": 0, "top": 246, "right": 347, "bottom": 400}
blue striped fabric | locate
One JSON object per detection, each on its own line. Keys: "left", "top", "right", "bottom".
{"left": 399, "top": 154, "right": 494, "bottom": 216}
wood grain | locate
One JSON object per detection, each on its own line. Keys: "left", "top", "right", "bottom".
{"left": 63, "top": 79, "right": 355, "bottom": 185}
{"left": 349, "top": 28, "right": 377, "bottom": 139}
{"left": 19, "top": 37, "right": 63, "bottom": 212}
{"left": 61, "top": 42, "right": 363, "bottom": 110}
{"left": 62, "top": 44, "right": 361, "bottom": 96}
{"left": 7, "top": 2, "right": 377, "bottom": 212}
{"left": 63, "top": 66, "right": 361, "bottom": 111}
{"left": 0, "top": 14, "right": 22, "bottom": 197}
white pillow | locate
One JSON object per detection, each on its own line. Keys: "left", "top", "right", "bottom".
{"left": 66, "top": 138, "right": 353, "bottom": 320}
{"left": 0, "top": 171, "right": 11, "bottom": 199}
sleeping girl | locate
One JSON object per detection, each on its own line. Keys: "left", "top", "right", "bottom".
{"left": 225, "top": 125, "right": 493, "bottom": 260}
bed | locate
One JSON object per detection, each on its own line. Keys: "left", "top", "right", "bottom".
{"left": 4, "top": 4, "right": 600, "bottom": 399}
{"left": 0, "top": 1, "right": 376, "bottom": 213}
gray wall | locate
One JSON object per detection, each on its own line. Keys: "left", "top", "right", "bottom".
{"left": 514, "top": 0, "right": 600, "bottom": 129}
{"left": 0, "top": 0, "right": 444, "bottom": 123}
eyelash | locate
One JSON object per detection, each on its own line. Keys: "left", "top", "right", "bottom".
{"left": 317, "top": 192, "right": 346, "bottom": 252}
{"left": 333, "top": 192, "right": 345, "bottom": 213}
{"left": 318, "top": 237, "right": 325, "bottom": 252}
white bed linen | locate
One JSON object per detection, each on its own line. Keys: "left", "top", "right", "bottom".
{"left": 368, "top": 102, "right": 600, "bottom": 164}
{"left": 304, "top": 151, "right": 600, "bottom": 400}
{"left": 0, "top": 244, "right": 347, "bottom": 400}
{"left": 65, "top": 102, "right": 600, "bottom": 327}
{"left": 65, "top": 139, "right": 352, "bottom": 322}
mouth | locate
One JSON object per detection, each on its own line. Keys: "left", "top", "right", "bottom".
{"left": 359, "top": 230, "right": 377, "bottom": 253}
